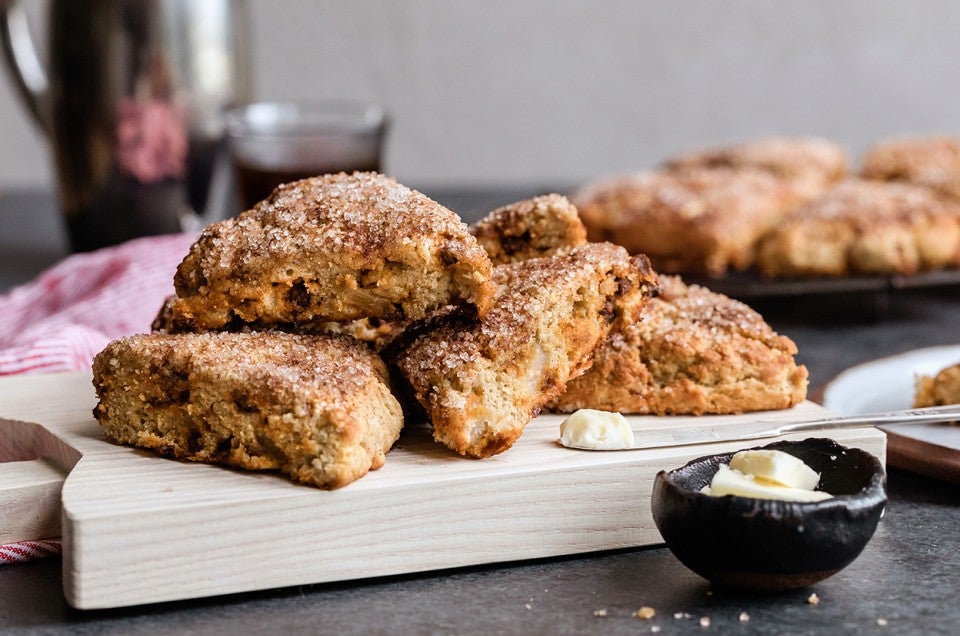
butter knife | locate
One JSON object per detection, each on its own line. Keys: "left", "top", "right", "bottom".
{"left": 561, "top": 404, "right": 960, "bottom": 451}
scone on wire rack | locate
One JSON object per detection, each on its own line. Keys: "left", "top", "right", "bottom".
{"left": 914, "top": 363, "right": 960, "bottom": 408}
{"left": 469, "top": 194, "right": 587, "bottom": 265}
{"left": 573, "top": 167, "right": 806, "bottom": 276}
{"left": 170, "top": 172, "right": 495, "bottom": 332}
{"left": 664, "top": 136, "right": 848, "bottom": 199}
{"left": 757, "top": 179, "right": 960, "bottom": 277}
{"left": 548, "top": 276, "right": 808, "bottom": 415}
{"left": 861, "top": 136, "right": 960, "bottom": 201}
{"left": 92, "top": 331, "right": 404, "bottom": 489}
{"left": 392, "top": 242, "right": 659, "bottom": 459}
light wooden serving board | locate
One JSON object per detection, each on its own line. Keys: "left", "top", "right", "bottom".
{"left": 0, "top": 371, "right": 886, "bottom": 610}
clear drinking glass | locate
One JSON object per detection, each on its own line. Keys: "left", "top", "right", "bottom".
{"left": 226, "top": 100, "right": 388, "bottom": 210}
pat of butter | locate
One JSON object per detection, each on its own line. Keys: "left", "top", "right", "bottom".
{"left": 559, "top": 409, "right": 634, "bottom": 450}
{"left": 729, "top": 449, "right": 820, "bottom": 490}
{"left": 702, "top": 450, "right": 832, "bottom": 502}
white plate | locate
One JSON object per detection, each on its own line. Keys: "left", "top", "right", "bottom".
{"left": 823, "top": 344, "right": 960, "bottom": 452}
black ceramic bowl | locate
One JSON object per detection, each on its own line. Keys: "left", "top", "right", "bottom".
{"left": 651, "top": 438, "right": 886, "bottom": 592}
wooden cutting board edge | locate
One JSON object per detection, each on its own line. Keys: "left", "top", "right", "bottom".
{"left": 0, "top": 371, "right": 887, "bottom": 609}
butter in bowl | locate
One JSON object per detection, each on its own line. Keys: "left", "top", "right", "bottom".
{"left": 651, "top": 438, "right": 886, "bottom": 592}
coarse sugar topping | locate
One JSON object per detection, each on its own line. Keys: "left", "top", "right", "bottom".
{"left": 789, "top": 178, "right": 960, "bottom": 225}
{"left": 105, "top": 331, "right": 387, "bottom": 411}
{"left": 573, "top": 167, "right": 792, "bottom": 224}
{"left": 179, "top": 172, "right": 485, "bottom": 284}
{"left": 633, "top": 275, "right": 793, "bottom": 351}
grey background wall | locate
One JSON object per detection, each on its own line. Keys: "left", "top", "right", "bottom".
{"left": 1, "top": 0, "right": 959, "bottom": 191}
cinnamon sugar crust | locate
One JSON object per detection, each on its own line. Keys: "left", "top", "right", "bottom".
{"left": 548, "top": 276, "right": 808, "bottom": 415}
{"left": 574, "top": 167, "right": 805, "bottom": 276}
{"left": 470, "top": 194, "right": 587, "bottom": 265}
{"left": 914, "top": 362, "right": 960, "bottom": 408}
{"left": 171, "top": 172, "right": 495, "bottom": 331}
{"left": 861, "top": 136, "right": 960, "bottom": 201}
{"left": 92, "top": 331, "right": 404, "bottom": 489}
{"left": 393, "top": 242, "right": 659, "bottom": 458}
{"left": 757, "top": 179, "right": 960, "bottom": 277}
{"left": 665, "top": 136, "right": 848, "bottom": 198}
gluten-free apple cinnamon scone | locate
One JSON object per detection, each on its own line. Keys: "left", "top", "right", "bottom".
{"left": 757, "top": 179, "right": 960, "bottom": 277}
{"left": 573, "top": 167, "right": 806, "bottom": 276}
{"left": 861, "top": 136, "right": 960, "bottom": 201}
{"left": 914, "top": 363, "right": 960, "bottom": 408}
{"left": 393, "top": 242, "right": 659, "bottom": 458}
{"left": 547, "top": 276, "right": 808, "bottom": 415}
{"left": 92, "top": 331, "right": 404, "bottom": 489}
{"left": 664, "top": 136, "right": 848, "bottom": 199}
{"left": 469, "top": 194, "right": 587, "bottom": 265}
{"left": 170, "top": 172, "right": 495, "bottom": 331}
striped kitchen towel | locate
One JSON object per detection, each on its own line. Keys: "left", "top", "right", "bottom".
{"left": 0, "top": 232, "right": 195, "bottom": 563}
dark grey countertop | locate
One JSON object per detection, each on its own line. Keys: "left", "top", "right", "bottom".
{"left": 2, "top": 189, "right": 960, "bottom": 634}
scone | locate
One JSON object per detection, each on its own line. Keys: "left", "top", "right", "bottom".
{"left": 393, "top": 243, "right": 659, "bottom": 458}
{"left": 170, "top": 172, "right": 495, "bottom": 331}
{"left": 914, "top": 363, "right": 960, "bottom": 407}
{"left": 92, "top": 331, "right": 404, "bottom": 489}
{"left": 469, "top": 194, "right": 587, "bottom": 265}
{"left": 154, "top": 293, "right": 403, "bottom": 351}
{"left": 665, "top": 136, "right": 848, "bottom": 198}
{"left": 757, "top": 179, "right": 960, "bottom": 277}
{"left": 574, "top": 167, "right": 805, "bottom": 276}
{"left": 861, "top": 136, "right": 960, "bottom": 200}
{"left": 548, "top": 276, "right": 808, "bottom": 415}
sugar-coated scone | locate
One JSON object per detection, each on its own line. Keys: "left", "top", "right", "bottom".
{"left": 154, "top": 293, "right": 404, "bottom": 351}
{"left": 665, "top": 136, "right": 848, "bottom": 198}
{"left": 757, "top": 179, "right": 960, "bottom": 277}
{"left": 92, "top": 331, "right": 404, "bottom": 489}
{"left": 393, "top": 243, "right": 659, "bottom": 459}
{"left": 574, "top": 167, "right": 805, "bottom": 276}
{"left": 914, "top": 362, "right": 960, "bottom": 408}
{"left": 469, "top": 194, "right": 587, "bottom": 265}
{"left": 861, "top": 136, "right": 960, "bottom": 201}
{"left": 548, "top": 276, "right": 808, "bottom": 415}
{"left": 171, "top": 172, "right": 495, "bottom": 331}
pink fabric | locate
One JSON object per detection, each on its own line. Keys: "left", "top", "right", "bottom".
{"left": 0, "top": 232, "right": 196, "bottom": 563}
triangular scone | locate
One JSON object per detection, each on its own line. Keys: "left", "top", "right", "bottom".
{"left": 170, "top": 172, "right": 495, "bottom": 331}
{"left": 861, "top": 136, "right": 960, "bottom": 201}
{"left": 92, "top": 332, "right": 404, "bottom": 489}
{"left": 914, "top": 363, "right": 960, "bottom": 407}
{"left": 664, "top": 136, "right": 848, "bottom": 199}
{"left": 469, "top": 194, "right": 587, "bottom": 265}
{"left": 548, "top": 276, "right": 808, "bottom": 415}
{"left": 573, "top": 167, "right": 808, "bottom": 276}
{"left": 756, "top": 179, "right": 960, "bottom": 277}
{"left": 393, "top": 243, "right": 659, "bottom": 458}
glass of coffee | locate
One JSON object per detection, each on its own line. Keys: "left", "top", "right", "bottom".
{"left": 226, "top": 100, "right": 388, "bottom": 210}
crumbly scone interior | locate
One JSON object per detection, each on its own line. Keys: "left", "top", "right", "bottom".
{"left": 396, "top": 244, "right": 658, "bottom": 458}
{"left": 548, "top": 276, "right": 808, "bottom": 415}
{"left": 469, "top": 193, "right": 588, "bottom": 265}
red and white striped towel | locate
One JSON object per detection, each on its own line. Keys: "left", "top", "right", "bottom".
{"left": 0, "top": 232, "right": 195, "bottom": 563}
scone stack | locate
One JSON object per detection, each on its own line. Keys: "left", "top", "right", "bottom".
{"left": 92, "top": 174, "right": 663, "bottom": 486}
{"left": 575, "top": 135, "right": 960, "bottom": 279}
